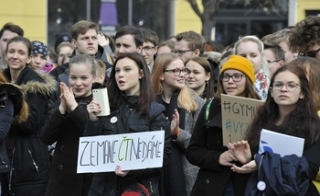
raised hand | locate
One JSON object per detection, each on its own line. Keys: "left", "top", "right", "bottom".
{"left": 170, "top": 109, "right": 180, "bottom": 137}
{"left": 59, "top": 83, "right": 67, "bottom": 114}
{"left": 60, "top": 82, "right": 78, "bottom": 111}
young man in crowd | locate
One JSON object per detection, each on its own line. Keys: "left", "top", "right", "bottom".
{"left": 114, "top": 25, "right": 143, "bottom": 58}
{"left": 262, "top": 27, "right": 298, "bottom": 63}
{"left": 263, "top": 43, "right": 285, "bottom": 77}
{"left": 50, "top": 20, "right": 112, "bottom": 81}
{"left": 140, "top": 28, "right": 158, "bottom": 71}
{"left": 290, "top": 15, "right": 320, "bottom": 61}
{"left": 0, "top": 22, "right": 24, "bottom": 70}
{"left": 174, "top": 30, "right": 206, "bottom": 62}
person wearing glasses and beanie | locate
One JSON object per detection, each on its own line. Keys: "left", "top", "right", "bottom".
{"left": 186, "top": 55, "right": 260, "bottom": 196}
{"left": 151, "top": 53, "right": 205, "bottom": 196}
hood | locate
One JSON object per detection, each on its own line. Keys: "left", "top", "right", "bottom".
{"left": 0, "top": 83, "right": 29, "bottom": 123}
{"left": 19, "top": 72, "right": 57, "bottom": 98}
{"left": 203, "top": 51, "right": 222, "bottom": 64}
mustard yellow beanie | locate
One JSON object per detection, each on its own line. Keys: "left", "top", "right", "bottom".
{"left": 220, "top": 55, "right": 255, "bottom": 84}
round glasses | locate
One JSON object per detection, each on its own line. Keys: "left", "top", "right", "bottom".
{"left": 272, "top": 81, "right": 300, "bottom": 91}
{"left": 163, "top": 68, "right": 186, "bottom": 76}
{"left": 220, "top": 73, "right": 244, "bottom": 82}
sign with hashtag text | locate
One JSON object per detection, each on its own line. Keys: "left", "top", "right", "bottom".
{"left": 221, "top": 94, "right": 264, "bottom": 146}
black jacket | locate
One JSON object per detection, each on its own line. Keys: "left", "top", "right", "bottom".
{"left": 3, "top": 67, "right": 56, "bottom": 196}
{"left": 186, "top": 98, "right": 251, "bottom": 196}
{"left": 41, "top": 95, "right": 94, "bottom": 196}
{"left": 88, "top": 96, "right": 171, "bottom": 196}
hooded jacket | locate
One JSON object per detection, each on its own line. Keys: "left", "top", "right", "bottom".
{"left": 3, "top": 66, "right": 56, "bottom": 196}
{"left": 245, "top": 152, "right": 309, "bottom": 196}
{"left": 0, "top": 83, "right": 28, "bottom": 175}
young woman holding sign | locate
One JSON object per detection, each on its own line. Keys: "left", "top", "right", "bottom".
{"left": 230, "top": 64, "right": 320, "bottom": 195}
{"left": 186, "top": 55, "right": 260, "bottom": 196}
{"left": 41, "top": 54, "right": 97, "bottom": 196}
{"left": 86, "top": 52, "right": 170, "bottom": 196}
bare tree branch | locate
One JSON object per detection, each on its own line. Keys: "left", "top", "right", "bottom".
{"left": 186, "top": 0, "right": 202, "bottom": 19}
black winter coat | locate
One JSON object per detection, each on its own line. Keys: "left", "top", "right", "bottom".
{"left": 186, "top": 98, "right": 251, "bottom": 196}
{"left": 88, "top": 96, "right": 171, "bottom": 196}
{"left": 3, "top": 67, "right": 56, "bottom": 196}
{"left": 41, "top": 95, "right": 94, "bottom": 196}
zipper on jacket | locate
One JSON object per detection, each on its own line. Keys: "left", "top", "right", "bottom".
{"left": 9, "top": 148, "right": 15, "bottom": 192}
{"left": 149, "top": 181, "right": 153, "bottom": 193}
{"left": 27, "top": 149, "right": 39, "bottom": 173}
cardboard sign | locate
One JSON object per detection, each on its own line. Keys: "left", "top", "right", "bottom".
{"left": 221, "top": 94, "right": 264, "bottom": 146}
{"left": 77, "top": 130, "right": 165, "bottom": 173}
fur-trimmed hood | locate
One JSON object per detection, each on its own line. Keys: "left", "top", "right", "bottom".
{"left": 203, "top": 51, "right": 222, "bottom": 64}
{"left": 3, "top": 66, "right": 57, "bottom": 98}
{"left": 19, "top": 72, "right": 57, "bottom": 98}
{"left": 0, "top": 83, "right": 29, "bottom": 123}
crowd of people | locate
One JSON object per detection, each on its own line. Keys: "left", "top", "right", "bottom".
{"left": 1, "top": 15, "right": 320, "bottom": 195}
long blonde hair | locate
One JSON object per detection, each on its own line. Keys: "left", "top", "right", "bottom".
{"left": 152, "top": 53, "right": 197, "bottom": 113}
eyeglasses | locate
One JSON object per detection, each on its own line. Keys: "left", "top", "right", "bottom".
{"left": 163, "top": 68, "right": 186, "bottom": 76}
{"left": 307, "top": 47, "right": 320, "bottom": 58}
{"left": 220, "top": 73, "right": 244, "bottom": 82}
{"left": 172, "top": 49, "right": 193, "bottom": 55}
{"left": 272, "top": 81, "right": 300, "bottom": 91}
{"left": 142, "top": 46, "right": 155, "bottom": 52}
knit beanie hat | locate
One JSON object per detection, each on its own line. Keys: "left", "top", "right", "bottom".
{"left": 220, "top": 55, "right": 255, "bottom": 84}
{"left": 31, "top": 41, "right": 48, "bottom": 57}
{"left": 55, "top": 33, "right": 71, "bottom": 52}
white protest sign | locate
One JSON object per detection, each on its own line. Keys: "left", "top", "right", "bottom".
{"left": 221, "top": 94, "right": 264, "bottom": 146}
{"left": 77, "top": 130, "right": 165, "bottom": 173}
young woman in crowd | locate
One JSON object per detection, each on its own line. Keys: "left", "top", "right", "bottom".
{"left": 151, "top": 53, "right": 205, "bottom": 196}
{"left": 283, "top": 57, "right": 320, "bottom": 192}
{"left": 87, "top": 52, "right": 171, "bottom": 196}
{"left": 2, "top": 36, "right": 56, "bottom": 195}
{"left": 234, "top": 35, "right": 270, "bottom": 100}
{"left": 41, "top": 54, "right": 97, "bottom": 196}
{"left": 231, "top": 64, "right": 320, "bottom": 195}
{"left": 0, "top": 72, "right": 28, "bottom": 195}
{"left": 184, "top": 57, "right": 214, "bottom": 101}
{"left": 186, "top": 55, "right": 260, "bottom": 196}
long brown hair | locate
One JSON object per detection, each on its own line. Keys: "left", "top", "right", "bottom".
{"left": 246, "top": 64, "right": 320, "bottom": 150}
{"left": 291, "top": 57, "right": 320, "bottom": 111}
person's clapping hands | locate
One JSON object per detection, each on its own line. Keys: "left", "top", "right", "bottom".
{"left": 59, "top": 82, "right": 78, "bottom": 114}
{"left": 228, "top": 140, "right": 251, "bottom": 164}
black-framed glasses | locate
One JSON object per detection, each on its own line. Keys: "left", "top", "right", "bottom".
{"left": 307, "top": 47, "right": 320, "bottom": 58}
{"left": 272, "top": 81, "right": 300, "bottom": 91}
{"left": 220, "top": 73, "right": 244, "bottom": 82}
{"left": 163, "top": 68, "right": 186, "bottom": 76}
{"left": 172, "top": 49, "right": 193, "bottom": 55}
{"left": 142, "top": 46, "right": 155, "bottom": 52}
